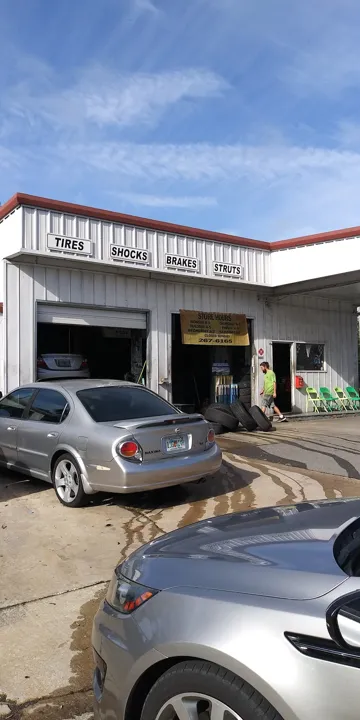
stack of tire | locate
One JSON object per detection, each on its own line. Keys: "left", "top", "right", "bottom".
{"left": 204, "top": 400, "right": 271, "bottom": 434}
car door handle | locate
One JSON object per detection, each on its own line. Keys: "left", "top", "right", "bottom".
{"left": 47, "top": 432, "right": 58, "bottom": 438}
{"left": 7, "top": 426, "right": 16, "bottom": 431}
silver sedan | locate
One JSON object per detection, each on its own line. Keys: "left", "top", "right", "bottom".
{"left": 0, "top": 379, "right": 222, "bottom": 507}
{"left": 93, "top": 498, "right": 360, "bottom": 720}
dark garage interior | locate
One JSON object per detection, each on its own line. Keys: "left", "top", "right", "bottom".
{"left": 37, "top": 323, "right": 147, "bottom": 381}
{"left": 171, "top": 314, "right": 253, "bottom": 412}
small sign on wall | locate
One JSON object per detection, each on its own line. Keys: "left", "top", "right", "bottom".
{"left": 47, "top": 234, "right": 93, "bottom": 255}
{"left": 180, "top": 310, "right": 250, "bottom": 346}
{"left": 213, "top": 262, "right": 243, "bottom": 278}
{"left": 165, "top": 254, "right": 200, "bottom": 272}
{"left": 109, "top": 245, "right": 150, "bottom": 264}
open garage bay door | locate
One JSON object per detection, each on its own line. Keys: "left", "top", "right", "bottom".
{"left": 37, "top": 303, "right": 147, "bottom": 329}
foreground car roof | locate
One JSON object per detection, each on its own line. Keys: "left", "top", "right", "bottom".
{"left": 121, "top": 499, "right": 360, "bottom": 600}
{"left": 30, "top": 379, "right": 134, "bottom": 391}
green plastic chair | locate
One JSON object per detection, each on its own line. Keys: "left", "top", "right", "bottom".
{"left": 319, "top": 387, "right": 341, "bottom": 412}
{"left": 306, "top": 387, "right": 324, "bottom": 413}
{"left": 345, "top": 386, "right": 360, "bottom": 410}
{"left": 334, "top": 387, "right": 352, "bottom": 410}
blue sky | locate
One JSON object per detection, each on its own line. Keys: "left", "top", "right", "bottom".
{"left": 2, "top": 0, "right": 360, "bottom": 240}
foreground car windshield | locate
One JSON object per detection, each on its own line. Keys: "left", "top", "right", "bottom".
{"left": 77, "top": 386, "right": 179, "bottom": 422}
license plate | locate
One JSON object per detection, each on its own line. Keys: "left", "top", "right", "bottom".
{"left": 56, "top": 359, "right": 71, "bottom": 368}
{"left": 165, "top": 435, "right": 186, "bottom": 452}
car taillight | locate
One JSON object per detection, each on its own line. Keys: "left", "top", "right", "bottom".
{"left": 117, "top": 439, "right": 142, "bottom": 462}
{"left": 207, "top": 428, "right": 215, "bottom": 444}
{"left": 106, "top": 572, "right": 157, "bottom": 614}
{"left": 37, "top": 357, "right": 47, "bottom": 369}
{"left": 80, "top": 359, "right": 88, "bottom": 369}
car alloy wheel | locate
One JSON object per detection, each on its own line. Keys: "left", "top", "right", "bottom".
{"left": 55, "top": 459, "right": 79, "bottom": 502}
{"left": 155, "top": 693, "right": 243, "bottom": 720}
{"left": 140, "top": 661, "right": 283, "bottom": 720}
{"left": 53, "top": 453, "right": 88, "bottom": 508}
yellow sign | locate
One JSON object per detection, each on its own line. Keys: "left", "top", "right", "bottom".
{"left": 180, "top": 310, "right": 249, "bottom": 346}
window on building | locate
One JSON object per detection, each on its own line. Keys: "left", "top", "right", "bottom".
{"left": 27, "top": 389, "right": 70, "bottom": 424}
{"left": 296, "top": 344, "right": 325, "bottom": 372}
{"left": 0, "top": 388, "right": 35, "bottom": 418}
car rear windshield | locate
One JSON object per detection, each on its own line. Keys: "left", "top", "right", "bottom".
{"left": 77, "top": 385, "right": 179, "bottom": 423}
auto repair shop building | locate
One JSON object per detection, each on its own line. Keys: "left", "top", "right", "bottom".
{"left": 0, "top": 192, "right": 358, "bottom": 414}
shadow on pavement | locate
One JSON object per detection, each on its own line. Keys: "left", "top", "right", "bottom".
{"left": 95, "top": 460, "right": 259, "bottom": 512}
{"left": 0, "top": 468, "right": 49, "bottom": 503}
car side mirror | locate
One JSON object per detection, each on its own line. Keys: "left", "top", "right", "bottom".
{"left": 0, "top": 392, "right": 3, "bottom": 400}
{"left": 326, "top": 590, "right": 360, "bottom": 650}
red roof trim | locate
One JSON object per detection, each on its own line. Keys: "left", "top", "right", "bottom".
{"left": 1, "top": 193, "right": 360, "bottom": 251}
{"left": 0, "top": 193, "right": 267, "bottom": 251}
{"left": 270, "top": 225, "right": 360, "bottom": 249}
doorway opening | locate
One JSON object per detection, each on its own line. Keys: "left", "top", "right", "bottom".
{"left": 36, "top": 323, "right": 147, "bottom": 382}
{"left": 272, "top": 342, "right": 292, "bottom": 413}
{"left": 171, "top": 314, "right": 252, "bottom": 413}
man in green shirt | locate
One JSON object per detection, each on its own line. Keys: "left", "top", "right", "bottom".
{"left": 260, "top": 361, "right": 287, "bottom": 422}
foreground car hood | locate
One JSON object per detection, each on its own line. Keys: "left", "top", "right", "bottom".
{"left": 121, "top": 499, "right": 360, "bottom": 600}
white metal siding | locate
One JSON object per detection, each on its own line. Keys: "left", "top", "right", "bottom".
{"left": 263, "top": 296, "right": 358, "bottom": 413}
{"left": 21, "top": 206, "right": 271, "bottom": 286}
{"left": 3, "top": 261, "right": 357, "bottom": 412}
{"left": 271, "top": 237, "right": 360, "bottom": 286}
{"left": 37, "top": 303, "right": 147, "bottom": 329}
{"left": 0, "top": 207, "right": 22, "bottom": 301}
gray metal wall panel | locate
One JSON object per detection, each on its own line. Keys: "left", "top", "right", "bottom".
{"left": 22, "top": 207, "right": 271, "bottom": 286}
{"left": 4, "top": 262, "right": 357, "bottom": 414}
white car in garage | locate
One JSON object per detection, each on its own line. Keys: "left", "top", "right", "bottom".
{"left": 37, "top": 353, "right": 90, "bottom": 380}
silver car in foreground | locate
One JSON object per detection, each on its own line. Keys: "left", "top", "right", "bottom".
{"left": 93, "top": 498, "right": 360, "bottom": 720}
{"left": 0, "top": 379, "right": 221, "bottom": 506}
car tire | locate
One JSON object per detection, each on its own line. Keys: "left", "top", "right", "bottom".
{"left": 204, "top": 405, "right": 238, "bottom": 431}
{"left": 208, "top": 421, "right": 227, "bottom": 435}
{"left": 205, "top": 402, "right": 235, "bottom": 415}
{"left": 140, "top": 660, "right": 284, "bottom": 720}
{"left": 230, "top": 400, "right": 257, "bottom": 431}
{"left": 52, "top": 453, "right": 88, "bottom": 508}
{"left": 250, "top": 405, "right": 272, "bottom": 432}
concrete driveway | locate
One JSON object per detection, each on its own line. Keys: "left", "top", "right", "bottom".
{"left": 220, "top": 415, "right": 360, "bottom": 479}
{"left": 1, "top": 416, "right": 360, "bottom": 719}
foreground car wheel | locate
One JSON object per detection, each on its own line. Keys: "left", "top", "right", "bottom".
{"left": 141, "top": 661, "right": 283, "bottom": 720}
{"left": 52, "top": 453, "right": 88, "bottom": 508}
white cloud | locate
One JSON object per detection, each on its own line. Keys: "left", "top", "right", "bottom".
{"left": 5, "top": 66, "right": 227, "bottom": 130}
{"left": 47, "top": 138, "right": 360, "bottom": 239}
{"left": 112, "top": 192, "right": 217, "bottom": 208}
{"left": 337, "top": 120, "right": 360, "bottom": 148}
{"left": 0, "top": 145, "right": 20, "bottom": 169}
{"left": 280, "top": 1, "right": 360, "bottom": 96}
{"left": 134, "top": 0, "right": 158, "bottom": 13}
{"left": 4, "top": 135, "right": 360, "bottom": 239}
{"left": 58, "top": 140, "right": 360, "bottom": 182}
{"left": 284, "top": 43, "right": 360, "bottom": 97}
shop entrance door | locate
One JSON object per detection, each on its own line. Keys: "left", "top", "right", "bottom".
{"left": 272, "top": 343, "right": 292, "bottom": 413}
